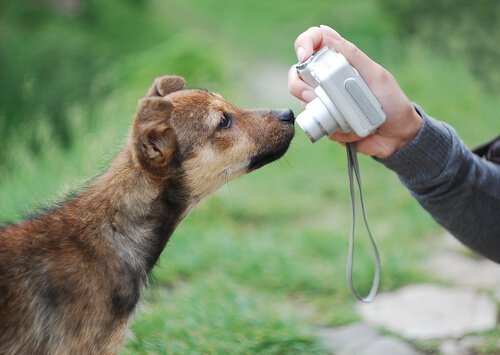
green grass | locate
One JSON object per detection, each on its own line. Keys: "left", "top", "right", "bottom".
{"left": 1, "top": 0, "right": 499, "bottom": 353}
{"left": 125, "top": 274, "right": 323, "bottom": 354}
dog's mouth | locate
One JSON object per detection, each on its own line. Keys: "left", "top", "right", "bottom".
{"left": 247, "top": 129, "right": 294, "bottom": 171}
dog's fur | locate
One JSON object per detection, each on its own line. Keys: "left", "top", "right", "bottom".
{"left": 0, "top": 75, "right": 294, "bottom": 354}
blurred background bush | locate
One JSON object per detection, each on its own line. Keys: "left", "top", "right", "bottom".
{"left": 0, "top": 0, "right": 223, "bottom": 166}
{"left": 380, "top": 0, "right": 500, "bottom": 90}
{"left": 1, "top": 0, "right": 498, "bottom": 168}
{"left": 1, "top": 0, "right": 499, "bottom": 353}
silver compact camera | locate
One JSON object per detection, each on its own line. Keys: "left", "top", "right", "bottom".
{"left": 296, "top": 47, "right": 386, "bottom": 142}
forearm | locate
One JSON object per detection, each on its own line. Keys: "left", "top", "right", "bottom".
{"left": 379, "top": 105, "right": 500, "bottom": 263}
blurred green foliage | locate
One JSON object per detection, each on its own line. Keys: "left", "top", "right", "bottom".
{"left": 0, "top": 0, "right": 156, "bottom": 162}
{"left": 379, "top": 0, "right": 500, "bottom": 90}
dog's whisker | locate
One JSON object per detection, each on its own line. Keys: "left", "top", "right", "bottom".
{"left": 224, "top": 181, "right": 236, "bottom": 218}
{"left": 282, "top": 157, "right": 295, "bottom": 171}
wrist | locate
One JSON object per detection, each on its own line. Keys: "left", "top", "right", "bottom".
{"left": 393, "top": 105, "right": 423, "bottom": 153}
{"left": 373, "top": 105, "right": 423, "bottom": 159}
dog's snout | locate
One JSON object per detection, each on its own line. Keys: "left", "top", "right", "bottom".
{"left": 276, "top": 109, "right": 295, "bottom": 124}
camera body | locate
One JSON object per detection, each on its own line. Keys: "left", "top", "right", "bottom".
{"left": 296, "top": 47, "right": 386, "bottom": 142}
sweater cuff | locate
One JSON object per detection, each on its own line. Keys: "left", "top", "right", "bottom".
{"left": 377, "top": 105, "right": 454, "bottom": 183}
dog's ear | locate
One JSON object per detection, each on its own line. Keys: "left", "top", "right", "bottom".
{"left": 146, "top": 75, "right": 186, "bottom": 97}
{"left": 133, "top": 97, "right": 178, "bottom": 175}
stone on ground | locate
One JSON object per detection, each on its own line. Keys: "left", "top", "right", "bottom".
{"left": 426, "top": 251, "right": 500, "bottom": 289}
{"left": 357, "top": 284, "right": 496, "bottom": 340}
{"left": 317, "top": 323, "right": 423, "bottom": 355}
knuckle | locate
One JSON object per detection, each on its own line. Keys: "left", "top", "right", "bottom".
{"left": 375, "top": 68, "right": 394, "bottom": 85}
{"left": 344, "top": 40, "right": 360, "bottom": 56}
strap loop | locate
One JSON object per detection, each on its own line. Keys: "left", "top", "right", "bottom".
{"left": 345, "top": 143, "right": 381, "bottom": 303}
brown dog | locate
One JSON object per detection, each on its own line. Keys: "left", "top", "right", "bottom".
{"left": 0, "top": 75, "right": 294, "bottom": 354}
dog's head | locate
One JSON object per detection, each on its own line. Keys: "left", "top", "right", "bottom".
{"left": 132, "top": 75, "right": 294, "bottom": 201}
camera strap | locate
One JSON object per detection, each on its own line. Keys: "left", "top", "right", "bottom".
{"left": 345, "top": 143, "right": 381, "bottom": 303}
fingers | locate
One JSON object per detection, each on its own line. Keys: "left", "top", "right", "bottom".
{"left": 288, "top": 65, "right": 316, "bottom": 102}
{"left": 294, "top": 27, "right": 322, "bottom": 62}
{"left": 294, "top": 26, "right": 339, "bottom": 62}
{"left": 290, "top": 25, "right": 342, "bottom": 102}
{"left": 294, "top": 26, "right": 382, "bottom": 82}
{"left": 291, "top": 25, "right": 385, "bottom": 105}
{"left": 319, "top": 25, "right": 342, "bottom": 41}
{"left": 329, "top": 131, "right": 362, "bottom": 143}
{"left": 332, "top": 37, "right": 385, "bottom": 85}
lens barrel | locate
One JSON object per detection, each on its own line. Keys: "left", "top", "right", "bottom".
{"left": 296, "top": 87, "right": 341, "bottom": 142}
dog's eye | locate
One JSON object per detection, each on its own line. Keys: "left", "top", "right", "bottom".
{"left": 219, "top": 112, "right": 232, "bottom": 129}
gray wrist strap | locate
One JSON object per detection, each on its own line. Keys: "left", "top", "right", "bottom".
{"left": 346, "top": 143, "right": 381, "bottom": 303}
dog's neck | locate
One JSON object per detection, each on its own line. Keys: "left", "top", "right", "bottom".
{"left": 82, "top": 147, "right": 191, "bottom": 275}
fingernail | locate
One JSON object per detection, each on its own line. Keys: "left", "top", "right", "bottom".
{"left": 297, "top": 47, "right": 306, "bottom": 62}
{"left": 302, "top": 90, "right": 316, "bottom": 102}
{"left": 320, "top": 24, "right": 341, "bottom": 39}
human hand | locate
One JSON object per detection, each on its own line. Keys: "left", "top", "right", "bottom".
{"left": 288, "top": 25, "right": 423, "bottom": 159}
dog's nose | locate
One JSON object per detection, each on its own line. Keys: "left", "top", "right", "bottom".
{"left": 276, "top": 109, "right": 295, "bottom": 123}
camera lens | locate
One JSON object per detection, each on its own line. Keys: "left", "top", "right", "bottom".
{"left": 296, "top": 107, "right": 324, "bottom": 142}
{"left": 296, "top": 97, "right": 340, "bottom": 142}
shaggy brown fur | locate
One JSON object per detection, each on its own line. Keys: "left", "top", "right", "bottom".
{"left": 0, "top": 75, "right": 294, "bottom": 354}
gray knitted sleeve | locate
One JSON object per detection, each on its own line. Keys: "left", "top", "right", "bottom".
{"left": 378, "top": 105, "right": 500, "bottom": 263}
